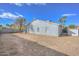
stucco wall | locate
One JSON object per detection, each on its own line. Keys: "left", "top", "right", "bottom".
{"left": 27, "top": 20, "right": 62, "bottom": 36}
{"left": 68, "top": 29, "right": 79, "bottom": 36}
{"left": 46, "top": 24, "right": 59, "bottom": 36}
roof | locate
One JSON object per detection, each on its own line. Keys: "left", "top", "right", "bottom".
{"left": 76, "top": 26, "right": 79, "bottom": 29}
{"left": 31, "top": 19, "right": 59, "bottom": 25}
{"left": 26, "top": 19, "right": 60, "bottom": 27}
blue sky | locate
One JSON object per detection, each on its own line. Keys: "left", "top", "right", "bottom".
{"left": 0, "top": 3, "right": 79, "bottom": 26}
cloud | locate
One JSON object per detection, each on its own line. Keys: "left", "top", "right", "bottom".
{"left": 34, "top": 3, "right": 47, "bottom": 5}
{"left": 15, "top": 12, "right": 23, "bottom": 17}
{"left": 26, "top": 3, "right": 47, "bottom": 6}
{"left": 0, "top": 12, "right": 23, "bottom": 19}
{"left": 26, "top": 3, "right": 31, "bottom": 6}
{"left": 13, "top": 3, "right": 23, "bottom": 7}
{"left": 62, "top": 14, "right": 77, "bottom": 16}
{"left": 13, "top": 3, "right": 47, "bottom": 6}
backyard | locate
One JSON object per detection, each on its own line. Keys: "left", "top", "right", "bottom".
{"left": 0, "top": 31, "right": 79, "bottom": 56}
{"left": 0, "top": 3, "right": 79, "bottom": 56}
{"left": 0, "top": 33, "right": 67, "bottom": 56}
{"left": 13, "top": 33, "right": 79, "bottom": 56}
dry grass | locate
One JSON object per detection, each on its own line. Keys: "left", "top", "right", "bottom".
{"left": 13, "top": 33, "right": 79, "bottom": 56}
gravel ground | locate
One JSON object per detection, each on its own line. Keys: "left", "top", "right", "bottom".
{"left": 0, "top": 33, "right": 67, "bottom": 56}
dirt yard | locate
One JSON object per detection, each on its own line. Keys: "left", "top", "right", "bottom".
{"left": 0, "top": 33, "right": 67, "bottom": 56}
{"left": 13, "top": 33, "right": 79, "bottom": 56}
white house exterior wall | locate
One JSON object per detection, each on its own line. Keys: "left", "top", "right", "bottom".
{"left": 68, "top": 29, "right": 79, "bottom": 36}
{"left": 27, "top": 20, "right": 62, "bottom": 36}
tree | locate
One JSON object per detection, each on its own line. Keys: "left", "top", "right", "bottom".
{"left": 62, "top": 27, "right": 68, "bottom": 33}
{"left": 6, "top": 24, "right": 10, "bottom": 27}
{"left": 58, "top": 16, "right": 67, "bottom": 30}
{"left": 0, "top": 25, "right": 2, "bottom": 27}
{"left": 15, "top": 17, "right": 26, "bottom": 32}
{"left": 58, "top": 16, "right": 67, "bottom": 26}
{"left": 0, "top": 25, "right": 3, "bottom": 32}
{"left": 9, "top": 24, "right": 14, "bottom": 29}
{"left": 69, "top": 24, "right": 75, "bottom": 29}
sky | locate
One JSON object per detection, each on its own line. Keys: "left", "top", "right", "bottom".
{"left": 0, "top": 3, "right": 79, "bottom": 26}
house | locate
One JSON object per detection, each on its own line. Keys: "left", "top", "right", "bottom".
{"left": 76, "top": 26, "right": 79, "bottom": 30}
{"left": 26, "top": 19, "right": 62, "bottom": 36}
{"left": 68, "top": 26, "right": 79, "bottom": 36}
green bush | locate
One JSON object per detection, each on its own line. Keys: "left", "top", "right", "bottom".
{"left": 69, "top": 24, "right": 75, "bottom": 29}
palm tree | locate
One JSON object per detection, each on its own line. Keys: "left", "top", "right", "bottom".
{"left": 58, "top": 16, "right": 67, "bottom": 35}
{"left": 58, "top": 16, "right": 67, "bottom": 26}
{"left": 58, "top": 16, "right": 67, "bottom": 28}
{"left": 16, "top": 17, "right": 26, "bottom": 32}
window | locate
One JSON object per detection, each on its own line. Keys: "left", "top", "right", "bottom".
{"left": 37, "top": 27, "right": 39, "bottom": 32}
{"left": 30, "top": 25, "right": 34, "bottom": 32}
{"left": 45, "top": 26, "right": 48, "bottom": 32}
